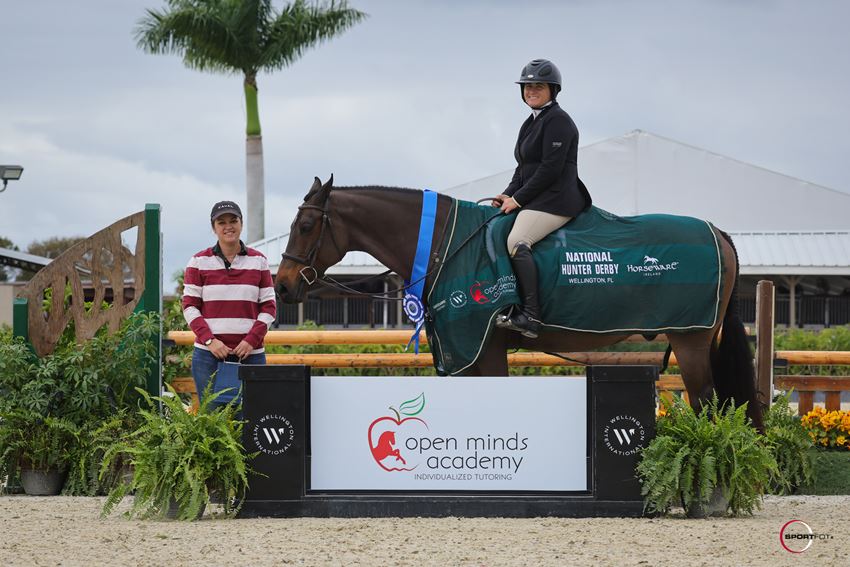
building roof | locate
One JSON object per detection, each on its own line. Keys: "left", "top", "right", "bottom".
{"left": 731, "top": 231, "right": 850, "bottom": 276}
{"left": 0, "top": 248, "right": 51, "bottom": 273}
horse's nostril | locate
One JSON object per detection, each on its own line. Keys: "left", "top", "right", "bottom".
{"left": 275, "top": 283, "right": 287, "bottom": 298}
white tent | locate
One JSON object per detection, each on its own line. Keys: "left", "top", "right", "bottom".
{"left": 447, "top": 129, "right": 850, "bottom": 232}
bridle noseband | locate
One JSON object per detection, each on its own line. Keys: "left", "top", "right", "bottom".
{"left": 280, "top": 202, "right": 343, "bottom": 289}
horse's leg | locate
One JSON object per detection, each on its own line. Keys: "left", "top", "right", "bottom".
{"left": 467, "top": 328, "right": 510, "bottom": 376}
{"left": 667, "top": 330, "right": 717, "bottom": 413}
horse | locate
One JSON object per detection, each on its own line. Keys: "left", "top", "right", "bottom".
{"left": 275, "top": 176, "right": 764, "bottom": 430}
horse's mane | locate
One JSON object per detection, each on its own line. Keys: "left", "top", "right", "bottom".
{"left": 332, "top": 185, "right": 421, "bottom": 195}
{"left": 304, "top": 183, "right": 424, "bottom": 202}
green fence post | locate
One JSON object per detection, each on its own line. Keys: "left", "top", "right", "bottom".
{"left": 135, "top": 203, "right": 162, "bottom": 398}
{"left": 12, "top": 297, "right": 28, "bottom": 342}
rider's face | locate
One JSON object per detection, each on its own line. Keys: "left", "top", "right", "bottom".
{"left": 523, "top": 83, "right": 551, "bottom": 109}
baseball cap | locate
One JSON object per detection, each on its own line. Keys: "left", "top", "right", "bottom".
{"left": 210, "top": 201, "right": 243, "bottom": 222}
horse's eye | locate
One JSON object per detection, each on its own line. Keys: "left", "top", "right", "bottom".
{"left": 299, "top": 221, "right": 314, "bottom": 234}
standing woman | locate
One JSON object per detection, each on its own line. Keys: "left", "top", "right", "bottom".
{"left": 493, "top": 58, "right": 592, "bottom": 338}
{"left": 182, "top": 201, "right": 276, "bottom": 405}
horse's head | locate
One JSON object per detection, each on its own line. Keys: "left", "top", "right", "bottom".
{"left": 275, "top": 175, "right": 346, "bottom": 303}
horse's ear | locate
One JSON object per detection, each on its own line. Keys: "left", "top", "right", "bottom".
{"left": 303, "top": 177, "right": 323, "bottom": 201}
{"left": 325, "top": 174, "right": 334, "bottom": 189}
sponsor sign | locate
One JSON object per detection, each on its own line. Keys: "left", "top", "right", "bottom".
{"left": 310, "top": 376, "right": 587, "bottom": 491}
{"left": 559, "top": 249, "right": 681, "bottom": 286}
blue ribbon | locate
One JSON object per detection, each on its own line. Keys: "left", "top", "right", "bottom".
{"left": 404, "top": 189, "right": 437, "bottom": 353}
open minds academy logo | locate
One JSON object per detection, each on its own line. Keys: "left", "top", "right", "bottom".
{"left": 367, "top": 393, "right": 429, "bottom": 472}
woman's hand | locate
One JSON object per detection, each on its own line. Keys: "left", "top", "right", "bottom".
{"left": 231, "top": 340, "right": 254, "bottom": 360}
{"left": 491, "top": 194, "right": 509, "bottom": 207}
{"left": 499, "top": 196, "right": 520, "bottom": 214}
{"left": 208, "top": 338, "right": 230, "bottom": 359}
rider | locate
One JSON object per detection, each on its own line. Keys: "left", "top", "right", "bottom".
{"left": 493, "top": 59, "right": 592, "bottom": 339}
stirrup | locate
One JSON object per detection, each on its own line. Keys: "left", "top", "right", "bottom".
{"left": 495, "top": 309, "right": 540, "bottom": 339}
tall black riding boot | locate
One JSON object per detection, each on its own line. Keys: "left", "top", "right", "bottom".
{"left": 495, "top": 243, "right": 541, "bottom": 338}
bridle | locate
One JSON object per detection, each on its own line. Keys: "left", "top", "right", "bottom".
{"left": 280, "top": 201, "right": 343, "bottom": 291}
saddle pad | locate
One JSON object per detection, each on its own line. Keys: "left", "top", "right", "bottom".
{"left": 425, "top": 202, "right": 723, "bottom": 376}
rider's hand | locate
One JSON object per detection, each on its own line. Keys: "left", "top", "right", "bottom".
{"left": 208, "top": 338, "right": 230, "bottom": 359}
{"left": 491, "top": 194, "right": 509, "bottom": 207}
{"left": 499, "top": 196, "right": 520, "bottom": 214}
{"left": 231, "top": 340, "right": 254, "bottom": 360}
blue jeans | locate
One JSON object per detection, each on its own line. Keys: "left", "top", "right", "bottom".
{"left": 191, "top": 347, "right": 266, "bottom": 411}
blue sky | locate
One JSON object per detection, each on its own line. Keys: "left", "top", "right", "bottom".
{"left": 2, "top": 0, "right": 848, "bottom": 287}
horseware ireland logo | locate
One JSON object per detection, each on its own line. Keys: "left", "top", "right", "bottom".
{"left": 643, "top": 255, "right": 659, "bottom": 265}
{"left": 368, "top": 393, "right": 428, "bottom": 472}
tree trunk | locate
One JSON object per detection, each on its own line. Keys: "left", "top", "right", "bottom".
{"left": 246, "top": 135, "right": 265, "bottom": 243}
{"left": 244, "top": 75, "right": 264, "bottom": 243}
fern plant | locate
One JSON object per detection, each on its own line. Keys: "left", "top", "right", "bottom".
{"left": 637, "top": 394, "right": 778, "bottom": 516}
{"left": 100, "top": 385, "right": 249, "bottom": 521}
{"left": 763, "top": 392, "right": 815, "bottom": 494}
{"left": 0, "top": 409, "right": 79, "bottom": 472}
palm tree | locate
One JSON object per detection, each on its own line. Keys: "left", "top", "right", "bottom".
{"left": 135, "top": 0, "right": 366, "bottom": 242}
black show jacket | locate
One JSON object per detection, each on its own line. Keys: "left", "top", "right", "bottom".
{"left": 504, "top": 102, "right": 592, "bottom": 217}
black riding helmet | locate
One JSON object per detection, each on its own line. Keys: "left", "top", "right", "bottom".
{"left": 516, "top": 59, "right": 562, "bottom": 102}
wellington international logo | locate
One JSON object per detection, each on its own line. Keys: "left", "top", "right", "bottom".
{"left": 252, "top": 414, "right": 295, "bottom": 456}
{"left": 368, "top": 393, "right": 429, "bottom": 472}
{"left": 602, "top": 415, "right": 646, "bottom": 456}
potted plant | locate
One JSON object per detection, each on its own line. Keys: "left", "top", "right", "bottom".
{"left": 0, "top": 409, "right": 78, "bottom": 495}
{"left": 637, "top": 394, "right": 777, "bottom": 517}
{"left": 0, "top": 312, "right": 160, "bottom": 497}
{"left": 101, "top": 385, "right": 249, "bottom": 521}
{"left": 763, "top": 392, "right": 814, "bottom": 494}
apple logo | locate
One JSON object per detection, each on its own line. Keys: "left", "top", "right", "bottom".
{"left": 469, "top": 281, "right": 490, "bottom": 304}
{"left": 368, "top": 392, "right": 428, "bottom": 472}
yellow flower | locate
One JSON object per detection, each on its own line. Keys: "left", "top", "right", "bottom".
{"left": 820, "top": 438, "right": 829, "bottom": 446}
{"left": 837, "top": 436, "right": 847, "bottom": 446}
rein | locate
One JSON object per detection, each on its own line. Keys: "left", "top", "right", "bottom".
{"left": 282, "top": 195, "right": 503, "bottom": 303}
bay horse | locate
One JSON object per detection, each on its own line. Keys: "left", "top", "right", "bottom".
{"left": 275, "top": 176, "right": 763, "bottom": 430}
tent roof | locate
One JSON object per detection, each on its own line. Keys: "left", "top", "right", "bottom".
{"left": 446, "top": 130, "right": 850, "bottom": 231}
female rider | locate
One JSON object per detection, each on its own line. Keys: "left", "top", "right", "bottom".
{"left": 493, "top": 59, "right": 592, "bottom": 338}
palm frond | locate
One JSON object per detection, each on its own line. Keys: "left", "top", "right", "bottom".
{"left": 259, "top": 0, "right": 367, "bottom": 71}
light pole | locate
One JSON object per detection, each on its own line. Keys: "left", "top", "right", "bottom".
{"left": 0, "top": 165, "right": 24, "bottom": 192}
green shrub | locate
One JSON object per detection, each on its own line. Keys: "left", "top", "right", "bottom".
{"left": 774, "top": 326, "right": 850, "bottom": 376}
{"left": 763, "top": 393, "right": 815, "bottom": 494}
{"left": 0, "top": 312, "right": 159, "bottom": 494}
{"left": 101, "top": 385, "right": 249, "bottom": 520}
{"left": 637, "top": 395, "right": 777, "bottom": 516}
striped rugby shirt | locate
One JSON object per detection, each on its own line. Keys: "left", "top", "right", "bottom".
{"left": 182, "top": 242, "right": 276, "bottom": 353}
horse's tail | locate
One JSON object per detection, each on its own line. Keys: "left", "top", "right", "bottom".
{"left": 711, "top": 229, "right": 764, "bottom": 431}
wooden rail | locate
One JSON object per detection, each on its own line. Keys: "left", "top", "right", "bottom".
{"left": 166, "top": 330, "right": 849, "bottom": 416}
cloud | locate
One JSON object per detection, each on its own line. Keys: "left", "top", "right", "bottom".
{"left": 0, "top": 124, "right": 243, "bottom": 291}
